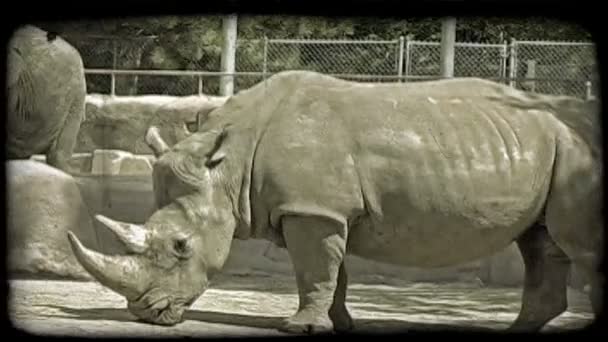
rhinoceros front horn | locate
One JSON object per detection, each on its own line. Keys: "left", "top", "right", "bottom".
{"left": 67, "top": 232, "right": 150, "bottom": 300}
{"left": 145, "top": 126, "right": 170, "bottom": 157}
{"left": 95, "top": 215, "right": 149, "bottom": 253}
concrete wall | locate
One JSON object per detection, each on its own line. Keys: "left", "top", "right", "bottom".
{"left": 75, "top": 94, "right": 228, "bottom": 154}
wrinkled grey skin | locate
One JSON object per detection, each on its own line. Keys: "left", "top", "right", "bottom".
{"left": 6, "top": 25, "right": 86, "bottom": 172}
{"left": 69, "top": 71, "right": 603, "bottom": 334}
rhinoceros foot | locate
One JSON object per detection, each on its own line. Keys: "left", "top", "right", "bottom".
{"left": 329, "top": 305, "right": 354, "bottom": 333}
{"left": 279, "top": 309, "right": 334, "bottom": 335}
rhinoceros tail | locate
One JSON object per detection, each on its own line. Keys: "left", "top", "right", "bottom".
{"left": 46, "top": 31, "right": 58, "bottom": 42}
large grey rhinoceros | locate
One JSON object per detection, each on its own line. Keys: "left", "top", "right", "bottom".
{"left": 6, "top": 25, "right": 87, "bottom": 172}
{"left": 68, "top": 71, "right": 603, "bottom": 333}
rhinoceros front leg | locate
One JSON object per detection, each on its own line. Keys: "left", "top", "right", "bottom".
{"left": 280, "top": 215, "right": 348, "bottom": 334}
{"left": 509, "top": 224, "right": 570, "bottom": 332}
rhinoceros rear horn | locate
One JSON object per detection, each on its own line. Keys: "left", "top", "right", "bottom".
{"left": 145, "top": 126, "right": 170, "bottom": 158}
{"left": 95, "top": 215, "right": 149, "bottom": 254}
{"left": 67, "top": 231, "right": 149, "bottom": 300}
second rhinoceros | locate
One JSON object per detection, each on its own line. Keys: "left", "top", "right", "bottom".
{"left": 68, "top": 71, "right": 603, "bottom": 333}
{"left": 6, "top": 25, "right": 87, "bottom": 172}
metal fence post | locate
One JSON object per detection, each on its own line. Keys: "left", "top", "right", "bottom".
{"left": 110, "top": 71, "right": 116, "bottom": 97}
{"left": 112, "top": 40, "right": 118, "bottom": 69}
{"left": 397, "top": 36, "right": 405, "bottom": 82}
{"left": 440, "top": 17, "right": 456, "bottom": 78}
{"left": 263, "top": 36, "right": 269, "bottom": 81}
{"left": 198, "top": 76, "right": 203, "bottom": 96}
{"left": 111, "top": 40, "right": 118, "bottom": 96}
{"left": 508, "top": 38, "right": 517, "bottom": 88}
{"left": 501, "top": 40, "right": 508, "bottom": 83}
{"left": 220, "top": 14, "right": 238, "bottom": 96}
{"left": 404, "top": 37, "right": 411, "bottom": 82}
{"left": 586, "top": 81, "right": 594, "bottom": 100}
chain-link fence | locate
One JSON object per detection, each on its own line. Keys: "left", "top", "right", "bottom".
{"left": 68, "top": 34, "right": 598, "bottom": 99}
{"left": 509, "top": 40, "right": 598, "bottom": 99}
{"left": 234, "top": 39, "right": 266, "bottom": 92}
{"left": 406, "top": 41, "right": 509, "bottom": 81}
{"left": 64, "top": 34, "right": 225, "bottom": 96}
{"left": 265, "top": 39, "right": 403, "bottom": 80}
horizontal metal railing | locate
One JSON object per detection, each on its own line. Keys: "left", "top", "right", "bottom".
{"left": 85, "top": 68, "right": 596, "bottom": 100}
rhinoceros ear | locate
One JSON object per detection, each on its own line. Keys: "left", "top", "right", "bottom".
{"left": 204, "top": 127, "right": 229, "bottom": 169}
{"left": 145, "top": 126, "right": 170, "bottom": 158}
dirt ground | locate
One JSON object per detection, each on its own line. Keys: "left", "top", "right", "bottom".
{"left": 9, "top": 273, "right": 595, "bottom": 337}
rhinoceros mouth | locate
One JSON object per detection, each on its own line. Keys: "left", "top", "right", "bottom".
{"left": 128, "top": 294, "right": 191, "bottom": 326}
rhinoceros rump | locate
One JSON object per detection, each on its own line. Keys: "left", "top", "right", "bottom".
{"left": 7, "top": 25, "right": 87, "bottom": 173}
{"left": 68, "top": 71, "right": 603, "bottom": 334}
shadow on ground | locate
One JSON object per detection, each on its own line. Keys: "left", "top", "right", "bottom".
{"left": 34, "top": 303, "right": 507, "bottom": 334}
{"left": 10, "top": 276, "right": 594, "bottom": 336}
{"left": 33, "top": 305, "right": 134, "bottom": 323}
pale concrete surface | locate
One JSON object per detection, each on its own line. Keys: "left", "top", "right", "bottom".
{"left": 9, "top": 274, "right": 595, "bottom": 337}
{"left": 76, "top": 94, "right": 228, "bottom": 154}
{"left": 91, "top": 150, "right": 153, "bottom": 175}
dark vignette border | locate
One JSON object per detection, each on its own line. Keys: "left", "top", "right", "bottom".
{"left": 1, "top": 0, "right": 606, "bottom": 340}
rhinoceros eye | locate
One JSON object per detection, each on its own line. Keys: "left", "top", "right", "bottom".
{"left": 173, "top": 236, "right": 193, "bottom": 259}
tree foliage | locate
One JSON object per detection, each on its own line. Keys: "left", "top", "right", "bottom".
{"left": 33, "top": 16, "right": 593, "bottom": 95}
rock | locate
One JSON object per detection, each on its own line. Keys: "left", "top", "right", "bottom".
{"left": 6, "top": 160, "right": 100, "bottom": 280}
{"left": 30, "top": 153, "right": 93, "bottom": 174}
{"left": 568, "top": 264, "right": 589, "bottom": 291}
{"left": 478, "top": 243, "right": 589, "bottom": 288}
{"left": 479, "top": 243, "right": 525, "bottom": 286}
{"left": 223, "top": 240, "right": 295, "bottom": 276}
{"left": 223, "top": 239, "right": 483, "bottom": 283}
{"left": 76, "top": 94, "right": 228, "bottom": 154}
{"left": 119, "top": 155, "right": 154, "bottom": 175}
{"left": 584, "top": 284, "right": 591, "bottom": 294}
{"left": 32, "top": 150, "right": 155, "bottom": 176}
{"left": 91, "top": 150, "right": 131, "bottom": 175}
{"left": 75, "top": 175, "right": 155, "bottom": 225}
{"left": 90, "top": 150, "right": 153, "bottom": 176}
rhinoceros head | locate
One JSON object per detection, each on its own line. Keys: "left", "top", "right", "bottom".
{"left": 68, "top": 126, "right": 236, "bottom": 326}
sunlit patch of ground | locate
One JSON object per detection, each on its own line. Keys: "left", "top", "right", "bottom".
{"left": 9, "top": 274, "right": 594, "bottom": 337}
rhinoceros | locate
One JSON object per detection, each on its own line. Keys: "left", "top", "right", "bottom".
{"left": 68, "top": 71, "right": 603, "bottom": 333}
{"left": 6, "top": 25, "right": 87, "bottom": 172}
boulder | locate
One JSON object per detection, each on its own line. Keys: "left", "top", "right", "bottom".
{"left": 479, "top": 243, "right": 525, "bottom": 286}
{"left": 478, "top": 242, "right": 588, "bottom": 288}
{"left": 75, "top": 175, "right": 156, "bottom": 228}
{"left": 224, "top": 239, "right": 482, "bottom": 283}
{"left": 30, "top": 153, "right": 92, "bottom": 174}
{"left": 6, "top": 160, "right": 100, "bottom": 279}
{"left": 90, "top": 150, "right": 154, "bottom": 176}
{"left": 91, "top": 150, "right": 131, "bottom": 175}
{"left": 76, "top": 94, "right": 228, "bottom": 154}
{"left": 32, "top": 151, "right": 156, "bottom": 176}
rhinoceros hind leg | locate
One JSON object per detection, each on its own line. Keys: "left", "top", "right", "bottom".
{"left": 47, "top": 90, "right": 85, "bottom": 174}
{"left": 509, "top": 224, "right": 570, "bottom": 332}
{"left": 588, "top": 273, "right": 604, "bottom": 316}
{"left": 279, "top": 215, "right": 347, "bottom": 334}
{"left": 329, "top": 262, "right": 354, "bottom": 333}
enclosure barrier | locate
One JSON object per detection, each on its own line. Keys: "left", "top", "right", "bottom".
{"left": 72, "top": 36, "right": 597, "bottom": 100}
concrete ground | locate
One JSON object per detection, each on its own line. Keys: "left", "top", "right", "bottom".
{"left": 9, "top": 273, "right": 595, "bottom": 337}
